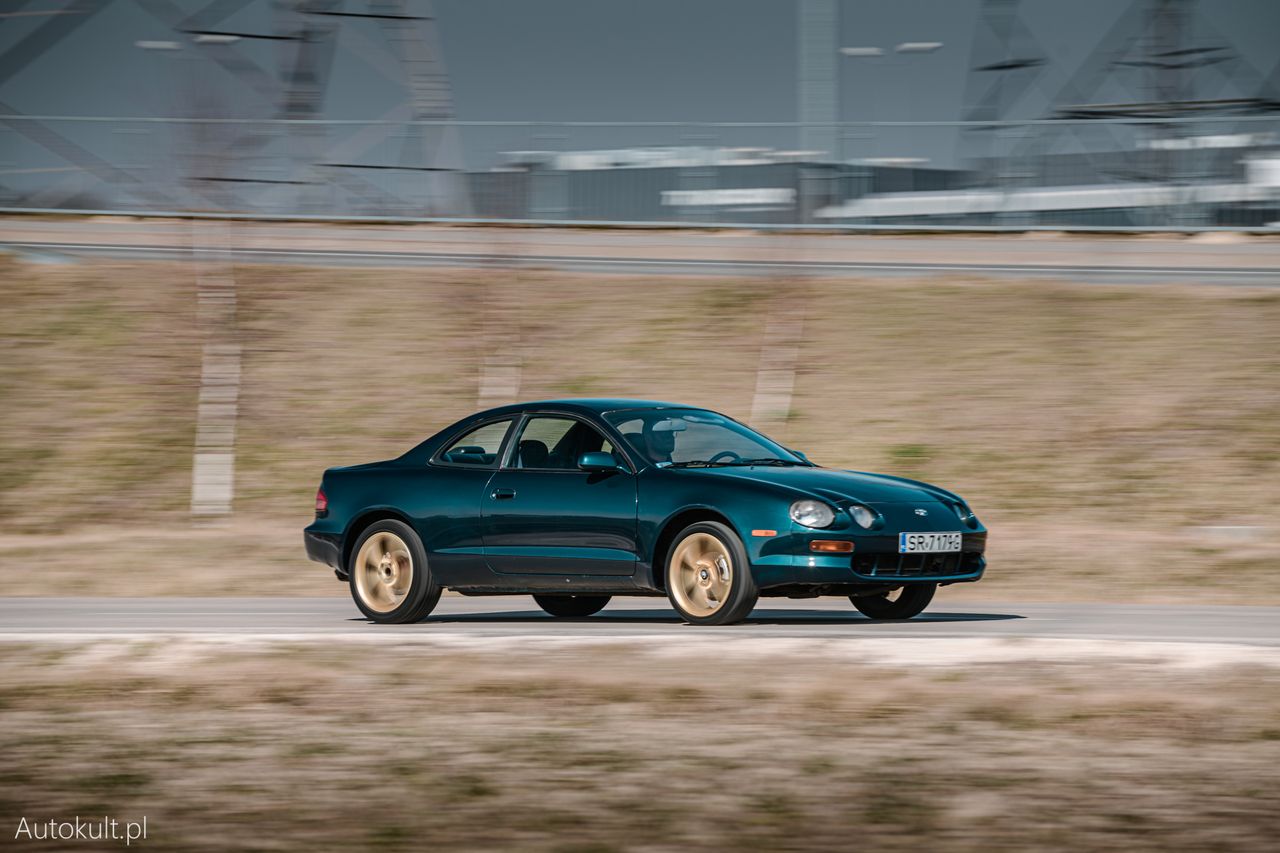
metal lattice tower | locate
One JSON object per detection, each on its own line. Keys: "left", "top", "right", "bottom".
{"left": 959, "top": 0, "right": 1280, "bottom": 219}
{"left": 375, "top": 0, "right": 470, "bottom": 214}
{"left": 963, "top": 0, "right": 1279, "bottom": 124}
{"left": 0, "top": 0, "right": 470, "bottom": 216}
{"left": 961, "top": 0, "right": 1047, "bottom": 125}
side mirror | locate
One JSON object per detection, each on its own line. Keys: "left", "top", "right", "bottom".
{"left": 789, "top": 448, "right": 810, "bottom": 463}
{"left": 578, "top": 451, "right": 621, "bottom": 472}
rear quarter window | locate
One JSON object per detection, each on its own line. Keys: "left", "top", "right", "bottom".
{"left": 437, "top": 419, "right": 512, "bottom": 466}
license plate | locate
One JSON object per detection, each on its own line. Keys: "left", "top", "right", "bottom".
{"left": 898, "top": 532, "right": 963, "bottom": 554}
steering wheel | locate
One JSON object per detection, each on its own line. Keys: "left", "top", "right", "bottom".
{"left": 707, "top": 450, "right": 742, "bottom": 464}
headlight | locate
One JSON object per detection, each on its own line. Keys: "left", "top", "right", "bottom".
{"left": 790, "top": 499, "right": 835, "bottom": 528}
{"left": 953, "top": 503, "right": 977, "bottom": 526}
{"left": 847, "top": 503, "right": 877, "bottom": 529}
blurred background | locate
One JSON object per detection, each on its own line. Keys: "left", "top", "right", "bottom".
{"left": 2, "top": 4, "right": 1280, "bottom": 852}
{"left": 2, "top": 0, "right": 1280, "bottom": 226}
{"left": 0, "top": 0, "right": 1276, "bottom": 602}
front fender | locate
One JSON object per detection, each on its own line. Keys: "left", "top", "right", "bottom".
{"left": 637, "top": 471, "right": 811, "bottom": 580}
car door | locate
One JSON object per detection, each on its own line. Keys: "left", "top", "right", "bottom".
{"left": 482, "top": 414, "right": 639, "bottom": 576}
{"left": 416, "top": 417, "right": 515, "bottom": 586}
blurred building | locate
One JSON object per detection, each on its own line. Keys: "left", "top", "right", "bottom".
{"left": 819, "top": 133, "right": 1280, "bottom": 227}
{"left": 468, "top": 146, "right": 974, "bottom": 225}
{"left": 464, "top": 138, "right": 1280, "bottom": 228}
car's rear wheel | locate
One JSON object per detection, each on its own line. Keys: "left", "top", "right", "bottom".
{"left": 665, "top": 521, "right": 758, "bottom": 626}
{"left": 532, "top": 594, "right": 611, "bottom": 618}
{"left": 850, "top": 583, "right": 936, "bottom": 620}
{"left": 348, "top": 520, "right": 441, "bottom": 624}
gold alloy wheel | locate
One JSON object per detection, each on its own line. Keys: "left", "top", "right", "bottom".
{"left": 669, "top": 532, "right": 733, "bottom": 615}
{"left": 353, "top": 531, "right": 413, "bottom": 613}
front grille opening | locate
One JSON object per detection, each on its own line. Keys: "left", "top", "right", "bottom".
{"left": 853, "top": 551, "right": 982, "bottom": 578}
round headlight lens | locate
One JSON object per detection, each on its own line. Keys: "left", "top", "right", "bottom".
{"left": 847, "top": 503, "right": 877, "bottom": 529}
{"left": 790, "top": 499, "right": 835, "bottom": 529}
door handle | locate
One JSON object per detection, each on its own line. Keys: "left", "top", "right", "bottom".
{"left": 490, "top": 488, "right": 517, "bottom": 500}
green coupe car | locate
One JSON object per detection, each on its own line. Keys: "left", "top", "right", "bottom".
{"left": 304, "top": 399, "right": 986, "bottom": 625}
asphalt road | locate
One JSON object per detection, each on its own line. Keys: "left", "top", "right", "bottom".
{"left": 3, "top": 217, "right": 1278, "bottom": 283}
{"left": 2, "top": 597, "right": 1278, "bottom": 646}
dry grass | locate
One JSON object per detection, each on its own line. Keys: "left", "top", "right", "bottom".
{"left": 0, "top": 256, "right": 1277, "bottom": 599}
{"left": 0, "top": 641, "right": 1277, "bottom": 851}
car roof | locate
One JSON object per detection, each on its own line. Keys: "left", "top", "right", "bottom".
{"left": 477, "top": 398, "right": 690, "bottom": 418}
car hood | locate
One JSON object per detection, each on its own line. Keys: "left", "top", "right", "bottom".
{"left": 686, "top": 465, "right": 958, "bottom": 506}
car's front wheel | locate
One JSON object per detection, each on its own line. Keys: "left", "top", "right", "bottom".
{"left": 348, "top": 520, "right": 441, "bottom": 624}
{"left": 850, "top": 583, "right": 936, "bottom": 620}
{"left": 665, "top": 521, "right": 758, "bottom": 626}
{"left": 532, "top": 594, "right": 611, "bottom": 618}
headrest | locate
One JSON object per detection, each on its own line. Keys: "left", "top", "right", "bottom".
{"left": 518, "top": 439, "right": 550, "bottom": 468}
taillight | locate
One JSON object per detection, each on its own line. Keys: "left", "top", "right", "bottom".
{"left": 315, "top": 487, "right": 328, "bottom": 516}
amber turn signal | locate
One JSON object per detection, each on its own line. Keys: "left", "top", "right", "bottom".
{"left": 809, "top": 540, "right": 854, "bottom": 553}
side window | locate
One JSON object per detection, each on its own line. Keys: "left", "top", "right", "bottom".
{"left": 439, "top": 420, "right": 512, "bottom": 466}
{"left": 610, "top": 416, "right": 645, "bottom": 456}
{"left": 513, "top": 416, "right": 614, "bottom": 470}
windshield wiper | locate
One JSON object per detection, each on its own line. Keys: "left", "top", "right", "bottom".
{"left": 665, "top": 458, "right": 808, "bottom": 469}
{"left": 729, "top": 458, "right": 808, "bottom": 467}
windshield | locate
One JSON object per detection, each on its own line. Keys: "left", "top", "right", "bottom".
{"left": 604, "top": 408, "right": 807, "bottom": 468}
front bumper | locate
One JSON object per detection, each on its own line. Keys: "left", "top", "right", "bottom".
{"left": 752, "top": 530, "right": 986, "bottom": 589}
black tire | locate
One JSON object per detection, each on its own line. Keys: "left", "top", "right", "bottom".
{"left": 532, "top": 594, "right": 611, "bottom": 618}
{"left": 347, "top": 519, "right": 441, "bottom": 624}
{"left": 664, "top": 521, "right": 758, "bottom": 626}
{"left": 851, "top": 583, "right": 936, "bottom": 620}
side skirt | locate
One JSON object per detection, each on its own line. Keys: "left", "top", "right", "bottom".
{"left": 453, "top": 587, "right": 666, "bottom": 597}
{"left": 449, "top": 573, "right": 662, "bottom": 596}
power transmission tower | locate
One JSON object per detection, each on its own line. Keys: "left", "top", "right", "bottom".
{"left": 0, "top": 0, "right": 470, "bottom": 216}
